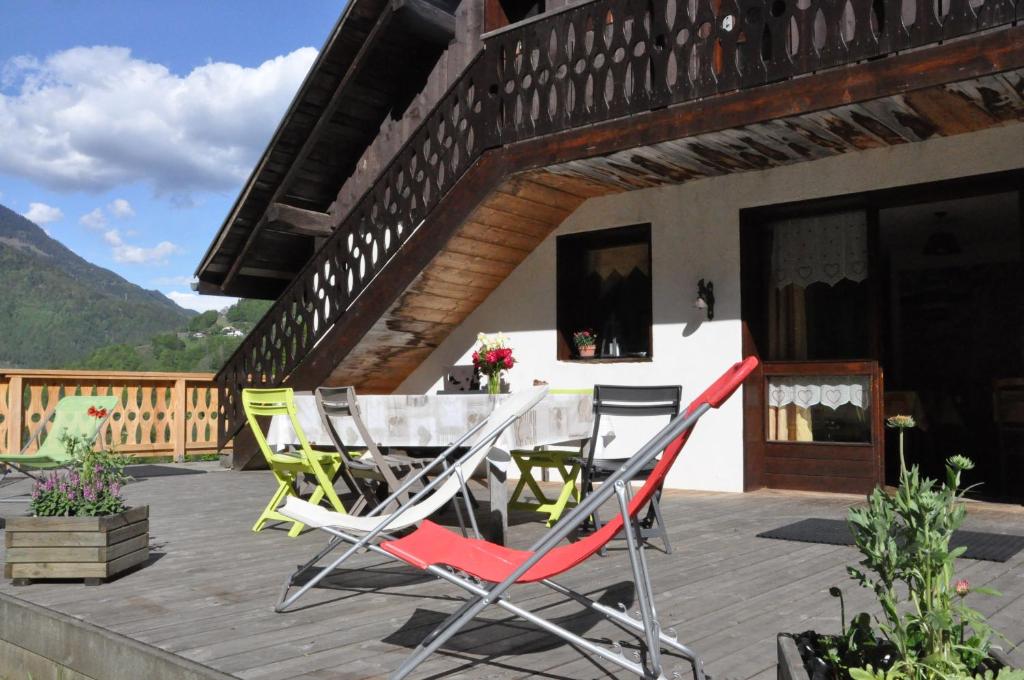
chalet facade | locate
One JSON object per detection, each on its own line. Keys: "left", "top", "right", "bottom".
{"left": 196, "top": 0, "right": 1024, "bottom": 496}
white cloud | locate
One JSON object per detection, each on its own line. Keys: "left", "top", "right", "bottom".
{"left": 108, "top": 198, "right": 134, "bottom": 218}
{"left": 22, "top": 202, "right": 63, "bottom": 224}
{"left": 79, "top": 207, "right": 106, "bottom": 230}
{"left": 103, "top": 228, "right": 181, "bottom": 264}
{"left": 165, "top": 291, "right": 237, "bottom": 313}
{"left": 0, "top": 45, "right": 317, "bottom": 194}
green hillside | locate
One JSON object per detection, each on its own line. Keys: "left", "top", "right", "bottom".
{"left": 0, "top": 203, "right": 194, "bottom": 368}
{"left": 79, "top": 299, "right": 272, "bottom": 372}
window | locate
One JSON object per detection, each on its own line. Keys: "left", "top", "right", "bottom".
{"left": 556, "top": 224, "right": 653, "bottom": 361}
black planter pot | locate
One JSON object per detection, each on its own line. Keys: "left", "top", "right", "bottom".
{"left": 777, "top": 634, "right": 1017, "bottom": 680}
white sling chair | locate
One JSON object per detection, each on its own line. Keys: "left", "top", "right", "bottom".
{"left": 275, "top": 385, "right": 548, "bottom": 612}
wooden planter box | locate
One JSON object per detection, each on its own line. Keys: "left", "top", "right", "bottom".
{"left": 778, "top": 634, "right": 1016, "bottom": 680}
{"left": 3, "top": 506, "right": 149, "bottom": 586}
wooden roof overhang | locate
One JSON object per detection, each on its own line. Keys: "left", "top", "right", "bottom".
{"left": 194, "top": 0, "right": 457, "bottom": 299}
{"left": 318, "top": 28, "right": 1024, "bottom": 392}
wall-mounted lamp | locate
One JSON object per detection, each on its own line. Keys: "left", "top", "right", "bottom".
{"left": 695, "top": 279, "right": 715, "bottom": 320}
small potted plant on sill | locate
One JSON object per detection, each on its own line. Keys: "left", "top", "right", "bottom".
{"left": 573, "top": 329, "right": 597, "bottom": 358}
{"left": 4, "top": 410, "right": 149, "bottom": 586}
{"left": 778, "top": 417, "right": 1020, "bottom": 680}
{"left": 472, "top": 332, "right": 515, "bottom": 395}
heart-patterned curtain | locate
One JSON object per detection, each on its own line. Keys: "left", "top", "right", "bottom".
{"left": 771, "top": 210, "right": 869, "bottom": 289}
{"left": 768, "top": 376, "right": 871, "bottom": 411}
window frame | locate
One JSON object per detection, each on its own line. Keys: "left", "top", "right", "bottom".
{"left": 555, "top": 223, "right": 654, "bottom": 362}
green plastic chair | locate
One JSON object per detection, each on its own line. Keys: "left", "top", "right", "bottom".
{"left": 241, "top": 388, "right": 348, "bottom": 537}
{"left": 508, "top": 388, "right": 592, "bottom": 526}
{"left": 0, "top": 395, "right": 118, "bottom": 480}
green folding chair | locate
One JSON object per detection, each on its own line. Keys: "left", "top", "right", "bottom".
{"left": 0, "top": 395, "right": 118, "bottom": 482}
{"left": 508, "top": 388, "right": 592, "bottom": 526}
{"left": 241, "top": 388, "right": 348, "bottom": 537}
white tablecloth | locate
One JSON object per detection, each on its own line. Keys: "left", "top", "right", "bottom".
{"left": 266, "top": 392, "right": 595, "bottom": 452}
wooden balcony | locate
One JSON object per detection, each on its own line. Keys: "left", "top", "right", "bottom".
{"left": 214, "top": 0, "right": 1024, "bottom": 451}
{"left": 0, "top": 370, "right": 224, "bottom": 461}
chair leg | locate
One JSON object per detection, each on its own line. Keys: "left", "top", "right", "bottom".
{"left": 397, "top": 564, "right": 655, "bottom": 680}
{"left": 542, "top": 578, "right": 706, "bottom": 678}
{"left": 545, "top": 462, "right": 581, "bottom": 527}
{"left": 644, "top": 491, "right": 673, "bottom": 554}
{"left": 614, "top": 481, "right": 662, "bottom": 678}
{"left": 253, "top": 478, "right": 296, "bottom": 533}
{"left": 276, "top": 534, "right": 347, "bottom": 611}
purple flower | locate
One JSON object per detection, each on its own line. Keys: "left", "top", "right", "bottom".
{"left": 111, "top": 483, "right": 121, "bottom": 496}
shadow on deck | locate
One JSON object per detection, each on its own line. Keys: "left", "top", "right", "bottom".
{"left": 1, "top": 464, "right": 1022, "bottom": 680}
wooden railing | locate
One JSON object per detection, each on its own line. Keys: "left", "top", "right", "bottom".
{"left": 0, "top": 370, "right": 223, "bottom": 461}
{"left": 215, "top": 0, "right": 1022, "bottom": 447}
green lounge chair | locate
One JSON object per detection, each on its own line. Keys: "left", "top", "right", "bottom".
{"left": 0, "top": 395, "right": 119, "bottom": 481}
{"left": 241, "top": 388, "right": 349, "bottom": 537}
{"left": 508, "top": 388, "right": 592, "bottom": 526}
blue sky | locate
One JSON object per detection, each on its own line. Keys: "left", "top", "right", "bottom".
{"left": 0, "top": 1, "right": 344, "bottom": 311}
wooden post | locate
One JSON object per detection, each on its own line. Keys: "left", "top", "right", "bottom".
{"left": 8, "top": 375, "right": 24, "bottom": 452}
{"left": 172, "top": 378, "right": 187, "bottom": 463}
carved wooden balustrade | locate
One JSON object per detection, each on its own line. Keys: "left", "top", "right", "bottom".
{"left": 0, "top": 370, "right": 222, "bottom": 461}
{"left": 215, "top": 0, "right": 1021, "bottom": 447}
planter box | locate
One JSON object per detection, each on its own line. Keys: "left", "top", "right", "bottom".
{"left": 3, "top": 506, "right": 149, "bottom": 586}
{"left": 778, "top": 634, "right": 1017, "bottom": 680}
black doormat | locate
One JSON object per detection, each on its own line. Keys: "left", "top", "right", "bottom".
{"left": 757, "top": 518, "right": 1024, "bottom": 563}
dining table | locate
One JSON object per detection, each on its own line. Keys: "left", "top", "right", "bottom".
{"left": 265, "top": 391, "right": 594, "bottom": 544}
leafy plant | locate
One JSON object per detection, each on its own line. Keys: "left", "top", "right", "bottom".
{"left": 841, "top": 450, "right": 1002, "bottom": 680}
{"left": 29, "top": 413, "right": 131, "bottom": 518}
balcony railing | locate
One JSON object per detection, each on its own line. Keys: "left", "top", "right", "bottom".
{"left": 215, "top": 0, "right": 1021, "bottom": 447}
{"left": 0, "top": 370, "right": 222, "bottom": 461}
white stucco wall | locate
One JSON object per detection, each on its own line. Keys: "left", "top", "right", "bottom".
{"left": 398, "top": 123, "right": 1024, "bottom": 491}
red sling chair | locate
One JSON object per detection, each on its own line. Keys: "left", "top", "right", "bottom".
{"left": 380, "top": 357, "right": 758, "bottom": 680}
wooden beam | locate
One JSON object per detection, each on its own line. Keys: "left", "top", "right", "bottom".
{"left": 220, "top": 215, "right": 266, "bottom": 292}
{"left": 391, "top": 0, "right": 456, "bottom": 46}
{"left": 265, "top": 7, "right": 395, "bottom": 222}
{"left": 265, "top": 203, "right": 335, "bottom": 237}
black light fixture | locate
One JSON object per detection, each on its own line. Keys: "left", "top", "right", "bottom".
{"left": 695, "top": 279, "right": 715, "bottom": 320}
{"left": 922, "top": 211, "right": 962, "bottom": 256}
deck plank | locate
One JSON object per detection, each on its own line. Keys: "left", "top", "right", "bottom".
{"left": 1, "top": 464, "right": 1022, "bottom": 679}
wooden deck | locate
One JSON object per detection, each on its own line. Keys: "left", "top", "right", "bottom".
{"left": 1, "top": 464, "right": 1022, "bottom": 679}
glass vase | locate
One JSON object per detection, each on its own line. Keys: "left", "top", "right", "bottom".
{"left": 487, "top": 372, "right": 502, "bottom": 395}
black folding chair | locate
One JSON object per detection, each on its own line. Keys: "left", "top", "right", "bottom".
{"left": 579, "top": 384, "right": 682, "bottom": 553}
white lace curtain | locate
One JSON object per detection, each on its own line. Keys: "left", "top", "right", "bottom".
{"left": 768, "top": 376, "right": 871, "bottom": 411}
{"left": 771, "top": 210, "right": 869, "bottom": 289}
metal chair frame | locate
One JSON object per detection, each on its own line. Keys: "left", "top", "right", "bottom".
{"left": 315, "top": 386, "right": 428, "bottom": 514}
{"left": 274, "top": 387, "right": 549, "bottom": 613}
{"left": 579, "top": 384, "right": 682, "bottom": 553}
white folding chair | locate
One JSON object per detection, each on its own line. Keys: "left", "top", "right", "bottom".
{"left": 274, "top": 386, "right": 548, "bottom": 612}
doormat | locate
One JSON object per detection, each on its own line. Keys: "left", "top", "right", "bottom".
{"left": 757, "top": 518, "right": 1024, "bottom": 563}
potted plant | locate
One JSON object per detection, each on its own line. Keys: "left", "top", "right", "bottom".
{"left": 573, "top": 329, "right": 597, "bottom": 358}
{"left": 4, "top": 409, "right": 148, "bottom": 586}
{"left": 778, "top": 418, "right": 1019, "bottom": 680}
{"left": 472, "top": 332, "right": 515, "bottom": 395}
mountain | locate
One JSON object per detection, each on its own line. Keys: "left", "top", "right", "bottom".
{"left": 0, "top": 203, "right": 195, "bottom": 368}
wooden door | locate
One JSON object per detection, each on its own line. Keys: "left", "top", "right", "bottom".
{"left": 741, "top": 206, "right": 885, "bottom": 493}
{"left": 759, "top": 360, "right": 884, "bottom": 493}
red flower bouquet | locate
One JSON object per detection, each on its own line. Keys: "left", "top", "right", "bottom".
{"left": 472, "top": 332, "right": 515, "bottom": 394}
